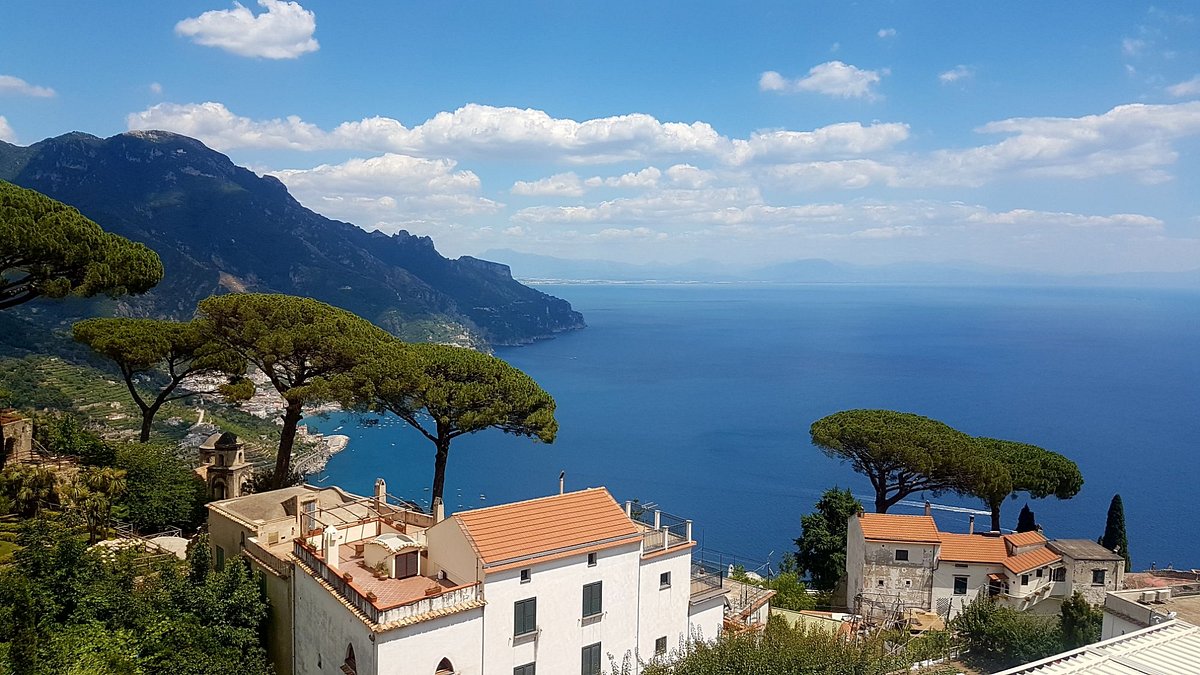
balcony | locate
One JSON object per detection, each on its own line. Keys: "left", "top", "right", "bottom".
{"left": 625, "top": 502, "right": 693, "bottom": 556}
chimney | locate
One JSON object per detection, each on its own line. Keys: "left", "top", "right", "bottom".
{"left": 433, "top": 497, "right": 444, "bottom": 524}
{"left": 559, "top": 471, "right": 565, "bottom": 495}
{"left": 323, "top": 525, "right": 340, "bottom": 571}
{"left": 924, "top": 501, "right": 932, "bottom": 517}
{"left": 968, "top": 515, "right": 975, "bottom": 535}
{"left": 374, "top": 477, "right": 386, "bottom": 502}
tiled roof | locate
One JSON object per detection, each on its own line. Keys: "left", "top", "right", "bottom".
{"left": 1004, "top": 531, "right": 1047, "bottom": 548}
{"left": 1004, "top": 546, "right": 1062, "bottom": 574}
{"left": 938, "top": 532, "right": 1008, "bottom": 564}
{"left": 858, "top": 513, "right": 941, "bottom": 544}
{"left": 453, "top": 488, "right": 639, "bottom": 568}
{"left": 992, "top": 620, "right": 1200, "bottom": 675}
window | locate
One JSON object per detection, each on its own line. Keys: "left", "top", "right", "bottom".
{"left": 895, "top": 549, "right": 909, "bottom": 561}
{"left": 1053, "top": 568, "right": 1067, "bottom": 582}
{"left": 1021, "top": 574, "right": 1029, "bottom": 585}
{"left": 1092, "top": 569, "right": 1106, "bottom": 585}
{"left": 587, "top": 552, "right": 597, "bottom": 567}
{"left": 436, "top": 658, "right": 455, "bottom": 675}
{"left": 953, "top": 576, "right": 968, "bottom": 595}
{"left": 954, "top": 563, "right": 968, "bottom": 568}
{"left": 659, "top": 571, "right": 671, "bottom": 589}
{"left": 514, "top": 598, "right": 537, "bottom": 636}
{"left": 581, "top": 643, "right": 602, "bottom": 675}
{"left": 343, "top": 644, "right": 357, "bottom": 675}
{"left": 514, "top": 664, "right": 536, "bottom": 675}
{"left": 655, "top": 636, "right": 667, "bottom": 655}
{"left": 583, "top": 581, "right": 603, "bottom": 618}
{"left": 1036, "top": 568, "right": 1044, "bottom": 578}
{"left": 877, "top": 579, "right": 885, "bottom": 587}
{"left": 904, "top": 579, "right": 912, "bottom": 587}
{"left": 215, "top": 545, "right": 225, "bottom": 569}
{"left": 520, "top": 568, "right": 531, "bottom": 583}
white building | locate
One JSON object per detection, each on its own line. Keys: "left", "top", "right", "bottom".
{"left": 211, "top": 482, "right": 728, "bottom": 675}
{"left": 1102, "top": 582, "right": 1200, "bottom": 639}
{"left": 846, "top": 512, "right": 1125, "bottom": 622}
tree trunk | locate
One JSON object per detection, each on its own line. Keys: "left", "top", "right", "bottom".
{"left": 138, "top": 404, "right": 158, "bottom": 443}
{"left": 990, "top": 503, "right": 1002, "bottom": 533}
{"left": 273, "top": 402, "right": 304, "bottom": 489}
{"left": 875, "top": 493, "right": 890, "bottom": 514}
{"left": 431, "top": 435, "right": 451, "bottom": 508}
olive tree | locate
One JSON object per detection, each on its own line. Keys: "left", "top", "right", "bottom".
{"left": 0, "top": 180, "right": 162, "bottom": 309}
{"left": 349, "top": 340, "right": 557, "bottom": 507}
{"left": 73, "top": 318, "right": 242, "bottom": 442}
{"left": 198, "top": 294, "right": 390, "bottom": 489}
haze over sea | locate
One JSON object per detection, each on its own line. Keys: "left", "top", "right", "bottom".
{"left": 310, "top": 283, "right": 1200, "bottom": 571}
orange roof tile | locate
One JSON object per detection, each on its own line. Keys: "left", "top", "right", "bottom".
{"left": 453, "top": 488, "right": 639, "bottom": 569}
{"left": 937, "top": 533, "right": 1008, "bottom": 564}
{"left": 1004, "top": 546, "right": 1061, "bottom": 574}
{"left": 1004, "top": 531, "right": 1047, "bottom": 548}
{"left": 858, "top": 513, "right": 941, "bottom": 544}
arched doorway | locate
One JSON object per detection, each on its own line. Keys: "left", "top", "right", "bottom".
{"left": 435, "top": 657, "right": 454, "bottom": 674}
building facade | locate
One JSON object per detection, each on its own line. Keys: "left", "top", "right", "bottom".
{"left": 210, "top": 483, "right": 729, "bottom": 675}
{"left": 846, "top": 512, "right": 1125, "bottom": 622}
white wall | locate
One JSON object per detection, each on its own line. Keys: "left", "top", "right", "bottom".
{"left": 293, "top": 570, "right": 376, "bottom": 675}
{"left": 479, "top": 541, "right": 643, "bottom": 675}
{"left": 376, "top": 605, "right": 484, "bottom": 675}
{"left": 932, "top": 562, "right": 1001, "bottom": 619}
{"left": 426, "top": 518, "right": 481, "bottom": 585}
{"left": 637, "top": 547, "right": 694, "bottom": 661}
{"left": 846, "top": 517, "right": 865, "bottom": 610}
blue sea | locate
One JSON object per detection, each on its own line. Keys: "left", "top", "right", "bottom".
{"left": 308, "top": 284, "right": 1200, "bottom": 572}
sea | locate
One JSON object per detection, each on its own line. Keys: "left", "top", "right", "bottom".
{"left": 307, "top": 283, "right": 1200, "bottom": 572}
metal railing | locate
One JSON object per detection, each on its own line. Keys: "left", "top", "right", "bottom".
{"left": 625, "top": 501, "right": 692, "bottom": 554}
{"left": 690, "top": 562, "right": 724, "bottom": 597}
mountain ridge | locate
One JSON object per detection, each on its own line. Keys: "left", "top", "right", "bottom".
{"left": 0, "top": 131, "right": 585, "bottom": 348}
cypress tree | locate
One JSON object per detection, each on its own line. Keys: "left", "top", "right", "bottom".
{"left": 1101, "top": 494, "right": 1131, "bottom": 572}
{"left": 1016, "top": 504, "right": 1038, "bottom": 533}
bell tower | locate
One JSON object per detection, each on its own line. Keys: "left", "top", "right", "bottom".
{"left": 199, "top": 431, "right": 252, "bottom": 499}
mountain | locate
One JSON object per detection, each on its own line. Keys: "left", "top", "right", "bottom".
{"left": 483, "top": 249, "right": 1200, "bottom": 289}
{"left": 0, "top": 131, "right": 584, "bottom": 347}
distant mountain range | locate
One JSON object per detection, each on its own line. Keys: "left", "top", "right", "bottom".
{"left": 481, "top": 249, "right": 1200, "bottom": 289}
{"left": 0, "top": 131, "right": 584, "bottom": 349}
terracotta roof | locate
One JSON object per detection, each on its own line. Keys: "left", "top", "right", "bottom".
{"left": 1004, "top": 531, "right": 1047, "bottom": 548}
{"left": 857, "top": 513, "right": 941, "bottom": 544}
{"left": 938, "top": 533, "right": 1008, "bottom": 564}
{"left": 453, "top": 488, "right": 639, "bottom": 568}
{"left": 1004, "top": 546, "right": 1062, "bottom": 574}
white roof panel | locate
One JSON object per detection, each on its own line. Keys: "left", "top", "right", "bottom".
{"left": 993, "top": 620, "right": 1200, "bottom": 675}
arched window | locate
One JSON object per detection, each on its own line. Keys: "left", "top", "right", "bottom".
{"left": 435, "top": 657, "right": 455, "bottom": 674}
{"left": 212, "top": 481, "right": 226, "bottom": 501}
{"left": 343, "top": 643, "right": 357, "bottom": 674}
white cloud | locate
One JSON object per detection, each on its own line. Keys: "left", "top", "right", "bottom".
{"left": 1122, "top": 37, "right": 1145, "bottom": 56}
{"left": 759, "top": 61, "right": 886, "bottom": 100}
{"left": 730, "top": 122, "right": 909, "bottom": 164}
{"left": 877, "top": 28, "right": 897, "bottom": 38}
{"left": 939, "top": 65, "right": 974, "bottom": 84}
{"left": 767, "top": 160, "right": 899, "bottom": 190}
{"left": 0, "top": 116, "right": 15, "bottom": 143}
{"left": 270, "top": 153, "right": 501, "bottom": 233}
{"left": 850, "top": 225, "right": 925, "bottom": 239}
{"left": 512, "top": 172, "right": 585, "bottom": 197}
{"left": 175, "top": 0, "right": 319, "bottom": 59}
{"left": 149, "top": 82, "right": 163, "bottom": 95}
{"left": 0, "top": 75, "right": 55, "bottom": 98}
{"left": 129, "top": 101, "right": 725, "bottom": 164}
{"left": 1167, "top": 75, "right": 1200, "bottom": 98}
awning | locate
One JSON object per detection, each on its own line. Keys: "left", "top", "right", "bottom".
{"left": 987, "top": 573, "right": 1005, "bottom": 582}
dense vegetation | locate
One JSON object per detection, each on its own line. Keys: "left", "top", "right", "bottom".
{"left": 951, "top": 593, "right": 1101, "bottom": 670}
{"left": 1101, "top": 494, "right": 1131, "bottom": 571}
{"left": 0, "top": 521, "right": 272, "bottom": 675}
{"left": 793, "top": 487, "right": 862, "bottom": 591}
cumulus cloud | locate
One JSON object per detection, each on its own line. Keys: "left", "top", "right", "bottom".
{"left": 0, "top": 116, "right": 15, "bottom": 143}
{"left": 512, "top": 172, "right": 585, "bottom": 197}
{"left": 730, "top": 122, "right": 909, "bottom": 165}
{"left": 129, "top": 101, "right": 725, "bottom": 163}
{"left": 938, "top": 65, "right": 974, "bottom": 84}
{"left": 270, "top": 153, "right": 501, "bottom": 233}
{"left": 877, "top": 28, "right": 897, "bottom": 38}
{"left": 759, "top": 61, "right": 886, "bottom": 99}
{"left": 1167, "top": 75, "right": 1200, "bottom": 98}
{"left": 175, "top": 0, "right": 319, "bottom": 59}
{"left": 0, "top": 75, "right": 56, "bottom": 98}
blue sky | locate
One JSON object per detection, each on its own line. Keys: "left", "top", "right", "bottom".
{"left": 2, "top": 1, "right": 1199, "bottom": 274}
